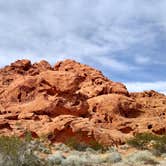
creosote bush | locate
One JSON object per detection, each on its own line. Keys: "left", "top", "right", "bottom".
{"left": 0, "top": 132, "right": 45, "bottom": 166}
{"left": 89, "top": 140, "right": 106, "bottom": 151}
{"left": 47, "top": 151, "right": 65, "bottom": 165}
{"left": 65, "top": 137, "right": 107, "bottom": 152}
{"left": 127, "top": 132, "right": 166, "bottom": 155}
{"left": 65, "top": 137, "right": 88, "bottom": 151}
{"left": 127, "top": 133, "right": 157, "bottom": 150}
{"left": 127, "top": 150, "right": 155, "bottom": 162}
{"left": 104, "top": 152, "right": 122, "bottom": 164}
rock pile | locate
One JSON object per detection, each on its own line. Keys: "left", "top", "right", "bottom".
{"left": 0, "top": 59, "right": 165, "bottom": 145}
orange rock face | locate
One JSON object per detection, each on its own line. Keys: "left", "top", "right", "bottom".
{"left": 0, "top": 59, "right": 165, "bottom": 145}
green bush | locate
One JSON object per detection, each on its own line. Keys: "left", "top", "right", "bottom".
{"left": 152, "top": 135, "right": 166, "bottom": 154}
{"left": 89, "top": 140, "right": 106, "bottom": 151}
{"left": 65, "top": 137, "right": 88, "bottom": 151}
{"left": 65, "top": 137, "right": 106, "bottom": 152}
{"left": 127, "top": 133, "right": 157, "bottom": 150}
{"left": 0, "top": 133, "right": 45, "bottom": 166}
{"left": 127, "top": 132, "right": 166, "bottom": 155}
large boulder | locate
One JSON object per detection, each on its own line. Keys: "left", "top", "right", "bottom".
{"left": 54, "top": 59, "right": 129, "bottom": 97}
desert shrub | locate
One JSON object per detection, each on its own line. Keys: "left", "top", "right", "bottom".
{"left": 126, "top": 150, "right": 159, "bottom": 165}
{"left": 114, "top": 160, "right": 158, "bottom": 166}
{"left": 85, "top": 147, "right": 98, "bottom": 155}
{"left": 119, "top": 144, "right": 130, "bottom": 150}
{"left": 127, "top": 132, "right": 157, "bottom": 150}
{"left": 107, "top": 146, "right": 118, "bottom": 153}
{"left": 89, "top": 154, "right": 103, "bottom": 164}
{"left": 65, "top": 137, "right": 88, "bottom": 151}
{"left": 127, "top": 132, "right": 166, "bottom": 155}
{"left": 47, "top": 151, "right": 65, "bottom": 165}
{"left": 89, "top": 140, "right": 106, "bottom": 151}
{"left": 105, "top": 152, "right": 122, "bottom": 163}
{"left": 53, "top": 143, "right": 71, "bottom": 153}
{"left": 65, "top": 137, "right": 107, "bottom": 152}
{"left": 0, "top": 133, "right": 45, "bottom": 166}
{"left": 62, "top": 155, "right": 88, "bottom": 166}
{"left": 68, "top": 151, "right": 103, "bottom": 164}
{"left": 37, "top": 142, "right": 51, "bottom": 154}
{"left": 68, "top": 151, "right": 121, "bottom": 165}
{"left": 152, "top": 135, "right": 166, "bottom": 155}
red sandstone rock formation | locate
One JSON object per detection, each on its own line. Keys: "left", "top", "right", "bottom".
{"left": 0, "top": 59, "right": 165, "bottom": 145}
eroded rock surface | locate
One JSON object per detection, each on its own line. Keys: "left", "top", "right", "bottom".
{"left": 0, "top": 59, "right": 165, "bottom": 146}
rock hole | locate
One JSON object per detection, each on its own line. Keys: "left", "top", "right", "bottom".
{"left": 97, "top": 120, "right": 102, "bottom": 123}
{"left": 18, "top": 93, "right": 22, "bottom": 102}
{"left": 71, "top": 100, "right": 80, "bottom": 106}
{"left": 119, "top": 127, "right": 133, "bottom": 134}
{"left": 81, "top": 114, "right": 87, "bottom": 118}
{"left": 92, "top": 106, "right": 97, "bottom": 112}
{"left": 147, "top": 124, "right": 153, "bottom": 129}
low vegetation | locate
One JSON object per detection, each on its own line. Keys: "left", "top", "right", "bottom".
{"left": 0, "top": 132, "right": 45, "bottom": 166}
{"left": 127, "top": 132, "right": 166, "bottom": 155}
{"left": 65, "top": 137, "right": 107, "bottom": 152}
{"left": 1, "top": 132, "right": 166, "bottom": 165}
{"left": 126, "top": 150, "right": 159, "bottom": 165}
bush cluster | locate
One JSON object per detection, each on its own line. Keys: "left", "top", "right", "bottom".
{"left": 0, "top": 132, "right": 45, "bottom": 166}
{"left": 127, "top": 132, "right": 166, "bottom": 155}
{"left": 2, "top": 132, "right": 166, "bottom": 166}
{"left": 0, "top": 133, "right": 123, "bottom": 166}
{"left": 65, "top": 137, "right": 106, "bottom": 152}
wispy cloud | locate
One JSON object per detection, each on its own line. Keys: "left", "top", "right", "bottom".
{"left": 0, "top": 0, "right": 165, "bottom": 92}
{"left": 125, "top": 81, "right": 166, "bottom": 94}
{"left": 135, "top": 56, "right": 151, "bottom": 65}
{"left": 0, "top": 1, "right": 165, "bottom": 62}
{"left": 90, "top": 56, "right": 138, "bottom": 72}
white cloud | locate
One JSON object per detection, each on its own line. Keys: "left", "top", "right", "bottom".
{"left": 135, "top": 56, "right": 151, "bottom": 65}
{"left": 125, "top": 81, "right": 166, "bottom": 94}
{"left": 91, "top": 56, "right": 138, "bottom": 72}
{"left": 134, "top": 55, "right": 166, "bottom": 65}
{"left": 0, "top": 0, "right": 165, "bottom": 94}
{"left": 0, "top": 0, "right": 165, "bottom": 68}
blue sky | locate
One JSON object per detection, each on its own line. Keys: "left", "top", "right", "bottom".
{"left": 0, "top": 0, "right": 166, "bottom": 93}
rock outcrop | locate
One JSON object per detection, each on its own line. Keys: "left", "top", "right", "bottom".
{"left": 0, "top": 59, "right": 165, "bottom": 146}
